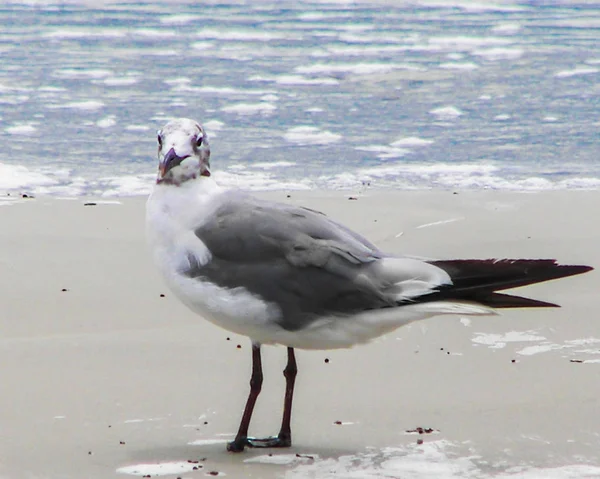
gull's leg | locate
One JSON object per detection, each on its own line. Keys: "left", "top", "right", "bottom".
{"left": 246, "top": 347, "right": 297, "bottom": 449}
{"left": 227, "top": 342, "right": 263, "bottom": 452}
{"left": 277, "top": 347, "right": 297, "bottom": 445}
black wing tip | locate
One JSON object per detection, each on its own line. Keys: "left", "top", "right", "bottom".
{"left": 435, "top": 258, "right": 594, "bottom": 278}
{"left": 552, "top": 263, "right": 594, "bottom": 278}
{"left": 479, "top": 292, "right": 561, "bottom": 309}
{"left": 567, "top": 264, "right": 594, "bottom": 273}
{"left": 427, "top": 259, "right": 593, "bottom": 309}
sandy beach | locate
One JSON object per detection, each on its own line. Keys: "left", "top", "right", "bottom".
{"left": 1, "top": 189, "right": 599, "bottom": 478}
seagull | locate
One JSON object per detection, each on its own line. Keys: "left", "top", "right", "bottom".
{"left": 146, "top": 118, "right": 593, "bottom": 453}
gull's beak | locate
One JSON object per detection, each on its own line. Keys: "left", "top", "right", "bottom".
{"left": 159, "top": 148, "right": 190, "bottom": 177}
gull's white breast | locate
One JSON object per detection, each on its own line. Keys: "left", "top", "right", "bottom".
{"left": 145, "top": 180, "right": 281, "bottom": 340}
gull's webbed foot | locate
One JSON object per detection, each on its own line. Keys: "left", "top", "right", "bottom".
{"left": 247, "top": 434, "right": 291, "bottom": 448}
{"left": 227, "top": 434, "right": 291, "bottom": 452}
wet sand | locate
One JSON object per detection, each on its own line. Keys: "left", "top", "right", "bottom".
{"left": 1, "top": 190, "right": 599, "bottom": 478}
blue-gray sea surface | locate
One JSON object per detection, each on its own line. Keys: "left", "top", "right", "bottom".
{"left": 1, "top": 0, "right": 599, "bottom": 196}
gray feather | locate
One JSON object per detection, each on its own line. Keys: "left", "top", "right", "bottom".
{"left": 184, "top": 192, "right": 392, "bottom": 330}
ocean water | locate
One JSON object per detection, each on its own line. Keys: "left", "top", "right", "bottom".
{"left": 1, "top": 0, "right": 599, "bottom": 197}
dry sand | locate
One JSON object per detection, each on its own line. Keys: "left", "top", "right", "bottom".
{"left": 1, "top": 190, "right": 599, "bottom": 478}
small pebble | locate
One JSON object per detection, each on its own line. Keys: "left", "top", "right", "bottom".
{"left": 236, "top": 344, "right": 241, "bottom": 349}
{"left": 208, "top": 472, "right": 219, "bottom": 476}
{"left": 348, "top": 197, "right": 358, "bottom": 200}
{"left": 159, "top": 293, "right": 165, "bottom": 298}
{"left": 324, "top": 358, "right": 329, "bottom": 364}
{"left": 119, "top": 441, "right": 125, "bottom": 445}
{"left": 417, "top": 438, "right": 424, "bottom": 445}
{"left": 61, "top": 288, "right": 68, "bottom": 292}
{"left": 333, "top": 420, "right": 342, "bottom": 425}
{"left": 84, "top": 202, "right": 97, "bottom": 206}
{"left": 511, "top": 359, "right": 516, "bottom": 363}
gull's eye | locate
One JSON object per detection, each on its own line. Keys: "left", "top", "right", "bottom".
{"left": 195, "top": 135, "right": 203, "bottom": 147}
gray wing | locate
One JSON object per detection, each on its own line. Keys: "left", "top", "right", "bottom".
{"left": 186, "top": 192, "right": 394, "bottom": 330}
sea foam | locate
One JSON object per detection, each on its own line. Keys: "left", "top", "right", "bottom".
{"left": 283, "top": 126, "right": 342, "bottom": 145}
{"left": 221, "top": 102, "right": 277, "bottom": 115}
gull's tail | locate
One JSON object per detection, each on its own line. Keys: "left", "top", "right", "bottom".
{"left": 427, "top": 259, "right": 593, "bottom": 308}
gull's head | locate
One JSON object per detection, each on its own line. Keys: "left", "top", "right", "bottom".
{"left": 156, "top": 118, "right": 211, "bottom": 185}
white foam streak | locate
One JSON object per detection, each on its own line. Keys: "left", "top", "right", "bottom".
{"left": 430, "top": 106, "right": 464, "bottom": 119}
{"left": 53, "top": 68, "right": 112, "bottom": 79}
{"left": 102, "top": 76, "right": 139, "bottom": 86}
{"left": 197, "top": 28, "right": 295, "bottom": 41}
{"left": 250, "top": 74, "right": 340, "bottom": 86}
{"left": 125, "top": 125, "right": 151, "bottom": 132}
{"left": 439, "top": 62, "right": 479, "bottom": 70}
{"left": 472, "top": 47, "right": 524, "bottom": 60}
{"left": 221, "top": 102, "right": 277, "bottom": 115}
{"left": 96, "top": 116, "right": 117, "bottom": 128}
{"left": 49, "top": 100, "right": 105, "bottom": 111}
{"left": 428, "top": 36, "right": 513, "bottom": 49}
{"left": 132, "top": 29, "right": 176, "bottom": 38}
{"left": 0, "top": 163, "right": 57, "bottom": 190}
{"left": 4, "top": 123, "right": 37, "bottom": 135}
{"left": 44, "top": 28, "right": 124, "bottom": 39}
{"left": 159, "top": 14, "right": 201, "bottom": 25}
{"left": 252, "top": 161, "right": 296, "bottom": 169}
{"left": 421, "top": 2, "right": 526, "bottom": 13}
{"left": 491, "top": 23, "right": 522, "bottom": 34}
{"left": 283, "top": 126, "right": 342, "bottom": 145}
{"left": 554, "top": 67, "right": 599, "bottom": 78}
{"left": 203, "top": 120, "right": 225, "bottom": 133}
{"left": 390, "top": 137, "right": 434, "bottom": 147}
{"left": 215, "top": 170, "right": 311, "bottom": 191}
{"left": 324, "top": 44, "right": 409, "bottom": 56}
{"left": 355, "top": 145, "right": 410, "bottom": 159}
{"left": 295, "top": 62, "right": 409, "bottom": 76}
